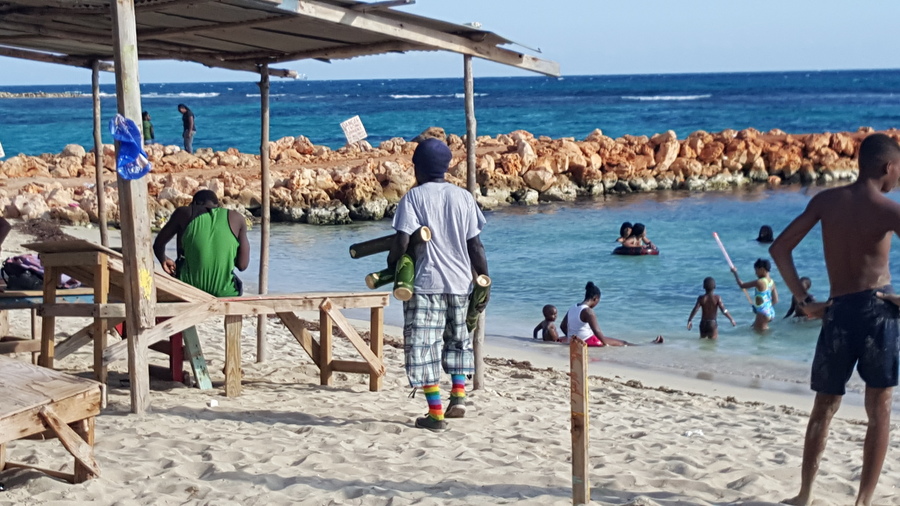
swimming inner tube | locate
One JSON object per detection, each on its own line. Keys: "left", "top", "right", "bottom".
{"left": 612, "top": 246, "right": 660, "bottom": 256}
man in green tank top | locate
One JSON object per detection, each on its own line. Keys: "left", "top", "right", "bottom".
{"left": 153, "top": 190, "right": 250, "bottom": 297}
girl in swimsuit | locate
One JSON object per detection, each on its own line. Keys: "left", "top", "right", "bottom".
{"left": 732, "top": 258, "right": 779, "bottom": 332}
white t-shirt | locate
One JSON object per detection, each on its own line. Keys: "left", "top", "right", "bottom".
{"left": 565, "top": 304, "right": 593, "bottom": 339}
{"left": 392, "top": 182, "right": 486, "bottom": 295}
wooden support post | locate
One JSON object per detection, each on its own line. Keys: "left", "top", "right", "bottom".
{"left": 0, "top": 442, "right": 6, "bottom": 471}
{"left": 181, "top": 326, "right": 212, "bottom": 390}
{"left": 464, "top": 54, "right": 477, "bottom": 196}
{"left": 369, "top": 306, "right": 384, "bottom": 392}
{"left": 39, "top": 406, "right": 100, "bottom": 481}
{"left": 111, "top": 0, "right": 157, "bottom": 414}
{"left": 0, "top": 310, "right": 8, "bottom": 338}
{"left": 319, "top": 307, "right": 333, "bottom": 386}
{"left": 256, "top": 63, "right": 271, "bottom": 364}
{"left": 93, "top": 254, "right": 109, "bottom": 384}
{"left": 473, "top": 310, "right": 485, "bottom": 390}
{"left": 39, "top": 266, "right": 59, "bottom": 368}
{"left": 92, "top": 60, "right": 108, "bottom": 247}
{"left": 30, "top": 308, "right": 41, "bottom": 364}
{"left": 570, "top": 338, "right": 589, "bottom": 505}
{"left": 71, "top": 417, "right": 96, "bottom": 483}
{"left": 224, "top": 315, "right": 242, "bottom": 397}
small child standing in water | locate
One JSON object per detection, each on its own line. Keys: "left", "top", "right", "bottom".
{"left": 687, "top": 277, "right": 737, "bottom": 338}
{"left": 784, "top": 277, "right": 817, "bottom": 319}
{"left": 732, "top": 258, "right": 779, "bottom": 331}
{"left": 533, "top": 304, "right": 562, "bottom": 341}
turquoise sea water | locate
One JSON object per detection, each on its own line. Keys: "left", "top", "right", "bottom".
{"left": 236, "top": 187, "right": 900, "bottom": 395}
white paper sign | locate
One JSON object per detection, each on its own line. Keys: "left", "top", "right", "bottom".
{"left": 340, "top": 115, "right": 368, "bottom": 144}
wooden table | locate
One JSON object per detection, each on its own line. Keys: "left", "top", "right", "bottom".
{"left": 0, "top": 289, "right": 95, "bottom": 362}
{"left": 0, "top": 356, "right": 103, "bottom": 483}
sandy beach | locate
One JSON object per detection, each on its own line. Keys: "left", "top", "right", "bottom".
{"left": 1, "top": 225, "right": 899, "bottom": 505}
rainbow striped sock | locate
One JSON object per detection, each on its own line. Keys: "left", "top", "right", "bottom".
{"left": 424, "top": 384, "right": 443, "bottom": 421}
{"left": 451, "top": 374, "right": 466, "bottom": 399}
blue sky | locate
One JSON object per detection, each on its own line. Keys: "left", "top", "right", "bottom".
{"left": 2, "top": 0, "right": 899, "bottom": 85}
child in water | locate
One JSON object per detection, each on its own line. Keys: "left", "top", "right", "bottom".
{"left": 687, "top": 277, "right": 737, "bottom": 338}
{"left": 732, "top": 258, "right": 779, "bottom": 331}
{"left": 784, "top": 277, "right": 817, "bottom": 319}
{"left": 533, "top": 304, "right": 562, "bottom": 341}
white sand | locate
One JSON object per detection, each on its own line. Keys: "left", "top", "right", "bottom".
{"left": 1, "top": 225, "right": 899, "bottom": 505}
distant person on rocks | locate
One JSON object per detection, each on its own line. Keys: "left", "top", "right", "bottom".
{"left": 687, "top": 277, "right": 736, "bottom": 339}
{"left": 533, "top": 304, "right": 561, "bottom": 341}
{"left": 616, "top": 222, "right": 632, "bottom": 244}
{"left": 177, "top": 104, "right": 195, "bottom": 154}
{"left": 756, "top": 225, "right": 774, "bottom": 243}
{"left": 141, "top": 111, "right": 154, "bottom": 145}
{"left": 153, "top": 189, "right": 249, "bottom": 297}
{"left": 770, "top": 133, "right": 900, "bottom": 506}
{"left": 732, "top": 258, "right": 779, "bottom": 331}
{"left": 559, "top": 282, "right": 664, "bottom": 347}
{"left": 388, "top": 138, "right": 490, "bottom": 432}
{"left": 784, "top": 277, "right": 817, "bottom": 319}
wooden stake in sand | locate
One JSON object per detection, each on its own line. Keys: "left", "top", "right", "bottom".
{"left": 570, "top": 337, "right": 589, "bottom": 505}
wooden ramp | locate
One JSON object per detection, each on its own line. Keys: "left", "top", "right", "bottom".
{"left": 0, "top": 355, "right": 103, "bottom": 483}
{"left": 23, "top": 241, "right": 389, "bottom": 408}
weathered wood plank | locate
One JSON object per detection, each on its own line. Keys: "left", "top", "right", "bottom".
{"left": 321, "top": 299, "right": 385, "bottom": 377}
{"left": 276, "top": 312, "right": 320, "bottom": 366}
{"left": 93, "top": 254, "right": 109, "bottom": 384}
{"left": 39, "top": 266, "right": 59, "bottom": 368}
{"left": 39, "top": 406, "right": 100, "bottom": 479}
{"left": 319, "top": 306, "right": 332, "bottom": 386}
{"left": 257, "top": 63, "right": 271, "bottom": 364}
{"left": 369, "top": 306, "right": 384, "bottom": 391}
{"left": 71, "top": 417, "right": 96, "bottom": 482}
{"left": 224, "top": 315, "right": 242, "bottom": 397}
{"left": 330, "top": 360, "right": 371, "bottom": 374}
{"left": 182, "top": 326, "right": 212, "bottom": 390}
{"left": 570, "top": 337, "right": 589, "bottom": 505}
{"left": 0, "top": 338, "right": 42, "bottom": 354}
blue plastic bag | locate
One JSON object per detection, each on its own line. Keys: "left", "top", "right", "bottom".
{"left": 109, "top": 114, "right": 151, "bottom": 180}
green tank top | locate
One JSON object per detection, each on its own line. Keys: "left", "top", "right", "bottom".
{"left": 178, "top": 207, "right": 239, "bottom": 297}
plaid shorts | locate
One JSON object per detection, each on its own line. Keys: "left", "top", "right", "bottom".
{"left": 403, "top": 293, "right": 474, "bottom": 388}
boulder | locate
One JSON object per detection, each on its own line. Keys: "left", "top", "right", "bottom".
{"left": 522, "top": 167, "right": 556, "bottom": 192}
{"left": 539, "top": 177, "right": 577, "bottom": 202}
{"left": 411, "top": 127, "right": 446, "bottom": 143}
{"left": 830, "top": 133, "right": 855, "bottom": 157}
{"left": 61, "top": 144, "right": 86, "bottom": 158}
{"left": 654, "top": 137, "right": 680, "bottom": 172}
{"left": 697, "top": 141, "right": 725, "bottom": 164}
{"left": 516, "top": 140, "right": 537, "bottom": 172}
{"left": 307, "top": 200, "right": 351, "bottom": 225}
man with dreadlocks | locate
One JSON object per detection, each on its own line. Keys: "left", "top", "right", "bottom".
{"left": 153, "top": 189, "right": 250, "bottom": 297}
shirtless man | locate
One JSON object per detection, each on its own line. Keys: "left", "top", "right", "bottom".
{"left": 770, "top": 133, "right": 900, "bottom": 506}
{"left": 153, "top": 189, "right": 250, "bottom": 297}
{"left": 687, "top": 277, "right": 736, "bottom": 339}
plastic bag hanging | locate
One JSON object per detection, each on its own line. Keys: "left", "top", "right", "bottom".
{"left": 109, "top": 113, "right": 151, "bottom": 180}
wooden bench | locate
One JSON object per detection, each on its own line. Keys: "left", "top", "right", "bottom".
{"left": 24, "top": 240, "right": 389, "bottom": 405}
{"left": 0, "top": 289, "right": 95, "bottom": 363}
{"left": 0, "top": 355, "right": 102, "bottom": 483}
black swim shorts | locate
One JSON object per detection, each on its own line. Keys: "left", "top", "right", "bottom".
{"left": 699, "top": 320, "right": 717, "bottom": 337}
{"left": 811, "top": 286, "right": 900, "bottom": 395}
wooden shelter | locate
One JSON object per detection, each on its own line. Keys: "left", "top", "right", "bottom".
{"left": 0, "top": 0, "right": 560, "bottom": 414}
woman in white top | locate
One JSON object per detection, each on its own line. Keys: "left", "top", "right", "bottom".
{"left": 559, "top": 282, "right": 632, "bottom": 346}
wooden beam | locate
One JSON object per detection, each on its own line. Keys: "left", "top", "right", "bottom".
{"left": 71, "top": 417, "right": 97, "bottom": 483}
{"left": 0, "top": 338, "right": 42, "bottom": 354}
{"left": 464, "top": 54, "right": 477, "bottom": 195}
{"left": 112, "top": 0, "right": 156, "bottom": 415}
{"left": 0, "top": 45, "right": 113, "bottom": 71}
{"left": 39, "top": 266, "right": 59, "bottom": 368}
{"left": 224, "top": 315, "right": 243, "bottom": 397}
{"left": 93, "top": 253, "right": 110, "bottom": 384}
{"left": 38, "top": 406, "right": 100, "bottom": 480}
{"left": 92, "top": 61, "right": 109, "bottom": 248}
{"left": 570, "top": 338, "right": 589, "bottom": 505}
{"left": 350, "top": 0, "right": 415, "bottom": 12}
{"left": 276, "top": 312, "right": 320, "bottom": 366}
{"left": 319, "top": 304, "right": 332, "bottom": 386}
{"left": 272, "top": 0, "right": 560, "bottom": 76}
{"left": 186, "top": 56, "right": 297, "bottom": 77}
{"left": 54, "top": 324, "right": 97, "bottom": 360}
{"left": 473, "top": 311, "right": 485, "bottom": 390}
{"left": 320, "top": 298, "right": 385, "bottom": 377}
{"left": 225, "top": 40, "right": 425, "bottom": 64}
{"left": 138, "top": 15, "right": 294, "bottom": 40}
{"left": 257, "top": 63, "right": 271, "bottom": 363}
{"left": 369, "top": 306, "right": 383, "bottom": 391}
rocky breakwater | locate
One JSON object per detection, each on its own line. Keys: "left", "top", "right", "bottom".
{"left": 0, "top": 126, "right": 890, "bottom": 227}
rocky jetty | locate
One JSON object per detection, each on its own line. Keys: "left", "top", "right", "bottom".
{"left": 0, "top": 126, "right": 890, "bottom": 226}
{"left": 0, "top": 91, "right": 86, "bottom": 99}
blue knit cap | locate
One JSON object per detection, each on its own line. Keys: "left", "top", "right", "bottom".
{"left": 412, "top": 138, "right": 451, "bottom": 181}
